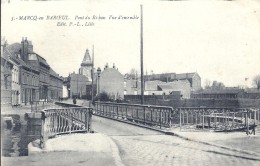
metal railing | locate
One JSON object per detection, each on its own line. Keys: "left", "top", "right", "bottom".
{"left": 177, "top": 107, "right": 259, "bottom": 135}
{"left": 30, "top": 100, "right": 59, "bottom": 112}
{"left": 94, "top": 102, "right": 173, "bottom": 128}
{"left": 40, "top": 106, "right": 93, "bottom": 149}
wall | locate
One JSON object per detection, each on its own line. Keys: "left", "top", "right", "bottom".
{"left": 125, "top": 98, "right": 260, "bottom": 108}
{"left": 100, "top": 67, "right": 124, "bottom": 100}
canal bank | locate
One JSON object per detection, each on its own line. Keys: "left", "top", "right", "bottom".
{"left": 1, "top": 106, "right": 41, "bottom": 157}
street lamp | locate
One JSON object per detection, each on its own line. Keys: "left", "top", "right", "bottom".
{"left": 97, "top": 67, "right": 101, "bottom": 95}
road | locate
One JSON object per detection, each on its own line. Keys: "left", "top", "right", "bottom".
{"left": 92, "top": 115, "right": 260, "bottom": 166}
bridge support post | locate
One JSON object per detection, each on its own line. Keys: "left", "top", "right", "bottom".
{"left": 40, "top": 112, "right": 46, "bottom": 149}
{"left": 179, "top": 108, "right": 182, "bottom": 131}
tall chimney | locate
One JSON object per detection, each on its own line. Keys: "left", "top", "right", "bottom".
{"left": 21, "top": 37, "right": 29, "bottom": 62}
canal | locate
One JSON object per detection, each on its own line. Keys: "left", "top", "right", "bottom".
{"left": 1, "top": 114, "right": 40, "bottom": 157}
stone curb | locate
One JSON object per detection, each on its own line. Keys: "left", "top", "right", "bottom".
{"left": 28, "top": 133, "right": 124, "bottom": 166}
{"left": 94, "top": 114, "right": 260, "bottom": 158}
{"left": 169, "top": 132, "right": 260, "bottom": 158}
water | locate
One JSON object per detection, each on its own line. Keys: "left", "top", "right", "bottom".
{"left": 1, "top": 117, "right": 41, "bottom": 157}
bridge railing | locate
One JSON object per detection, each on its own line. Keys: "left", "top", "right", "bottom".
{"left": 30, "top": 100, "right": 60, "bottom": 112}
{"left": 40, "top": 106, "right": 93, "bottom": 149}
{"left": 94, "top": 102, "right": 173, "bottom": 128}
{"left": 177, "top": 107, "right": 259, "bottom": 134}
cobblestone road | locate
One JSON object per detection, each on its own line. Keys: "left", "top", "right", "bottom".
{"left": 93, "top": 116, "right": 260, "bottom": 166}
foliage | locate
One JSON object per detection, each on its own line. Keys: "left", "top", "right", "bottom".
{"left": 252, "top": 74, "right": 260, "bottom": 90}
{"left": 204, "top": 80, "right": 225, "bottom": 90}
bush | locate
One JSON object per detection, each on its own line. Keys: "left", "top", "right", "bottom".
{"left": 93, "top": 92, "right": 111, "bottom": 102}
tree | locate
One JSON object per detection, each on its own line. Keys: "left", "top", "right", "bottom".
{"left": 126, "top": 68, "right": 138, "bottom": 80}
{"left": 253, "top": 74, "right": 260, "bottom": 90}
{"left": 204, "top": 79, "right": 211, "bottom": 89}
{"left": 203, "top": 80, "right": 225, "bottom": 90}
{"left": 211, "top": 81, "right": 225, "bottom": 90}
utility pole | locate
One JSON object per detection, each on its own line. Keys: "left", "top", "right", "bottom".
{"left": 91, "top": 45, "right": 94, "bottom": 103}
{"left": 140, "top": 4, "right": 144, "bottom": 105}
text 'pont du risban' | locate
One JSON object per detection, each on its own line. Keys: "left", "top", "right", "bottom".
{"left": 74, "top": 15, "right": 139, "bottom": 20}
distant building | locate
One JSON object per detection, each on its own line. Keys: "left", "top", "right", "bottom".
{"left": 124, "top": 79, "right": 191, "bottom": 98}
{"left": 78, "top": 49, "right": 93, "bottom": 81}
{"left": 99, "top": 64, "right": 124, "bottom": 100}
{"left": 49, "top": 68, "right": 63, "bottom": 100}
{"left": 68, "top": 72, "right": 88, "bottom": 98}
{"left": 144, "top": 72, "right": 201, "bottom": 91}
{"left": 191, "top": 88, "right": 244, "bottom": 99}
{"left": 242, "top": 88, "right": 260, "bottom": 99}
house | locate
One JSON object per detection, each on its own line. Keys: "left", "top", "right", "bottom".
{"left": 68, "top": 72, "right": 88, "bottom": 98}
{"left": 99, "top": 64, "right": 124, "bottom": 100}
{"left": 4, "top": 41, "right": 40, "bottom": 105}
{"left": 145, "top": 72, "right": 201, "bottom": 91}
{"left": 1, "top": 37, "right": 63, "bottom": 105}
{"left": 1, "top": 38, "right": 13, "bottom": 107}
{"left": 5, "top": 47, "right": 21, "bottom": 106}
{"left": 49, "top": 68, "right": 63, "bottom": 100}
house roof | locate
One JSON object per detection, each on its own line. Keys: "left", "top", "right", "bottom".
{"left": 158, "top": 84, "right": 173, "bottom": 90}
{"left": 37, "top": 54, "right": 49, "bottom": 67}
{"left": 4, "top": 43, "right": 39, "bottom": 72}
{"left": 145, "top": 80, "right": 163, "bottom": 90}
{"left": 245, "top": 88, "right": 260, "bottom": 93}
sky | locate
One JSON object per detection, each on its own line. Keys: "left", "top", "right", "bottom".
{"left": 2, "top": 0, "right": 260, "bottom": 88}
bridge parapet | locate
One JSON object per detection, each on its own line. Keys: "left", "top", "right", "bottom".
{"left": 176, "top": 107, "right": 260, "bottom": 134}
{"left": 94, "top": 101, "right": 173, "bottom": 128}
{"left": 40, "top": 104, "right": 92, "bottom": 149}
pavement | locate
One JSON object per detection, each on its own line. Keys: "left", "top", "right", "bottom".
{"left": 166, "top": 127, "right": 260, "bottom": 156}
{"left": 2, "top": 133, "right": 124, "bottom": 166}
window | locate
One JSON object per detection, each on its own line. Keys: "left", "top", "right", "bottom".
{"left": 28, "top": 54, "right": 37, "bottom": 60}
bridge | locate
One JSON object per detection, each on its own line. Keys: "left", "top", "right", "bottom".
{"left": 32, "top": 101, "right": 260, "bottom": 148}
{"left": 19, "top": 100, "right": 260, "bottom": 166}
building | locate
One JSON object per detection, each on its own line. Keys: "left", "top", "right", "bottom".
{"left": 5, "top": 47, "right": 21, "bottom": 106}
{"left": 1, "top": 37, "right": 63, "bottom": 106}
{"left": 166, "top": 80, "right": 191, "bottom": 98}
{"left": 49, "top": 68, "right": 63, "bottom": 100}
{"left": 1, "top": 38, "right": 13, "bottom": 107}
{"left": 99, "top": 64, "right": 124, "bottom": 100}
{"left": 124, "top": 79, "right": 191, "bottom": 98}
{"left": 68, "top": 72, "right": 88, "bottom": 98}
{"left": 78, "top": 49, "right": 93, "bottom": 81}
{"left": 191, "top": 88, "right": 244, "bottom": 99}
{"left": 144, "top": 72, "right": 201, "bottom": 91}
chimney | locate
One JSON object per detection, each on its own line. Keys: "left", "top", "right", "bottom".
{"left": 105, "top": 63, "right": 109, "bottom": 69}
{"left": 21, "top": 37, "right": 29, "bottom": 62}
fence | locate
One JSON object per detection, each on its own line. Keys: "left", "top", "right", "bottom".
{"left": 94, "top": 102, "right": 173, "bottom": 128}
{"left": 30, "top": 100, "right": 60, "bottom": 112}
{"left": 177, "top": 107, "right": 260, "bottom": 135}
{"left": 94, "top": 102, "right": 259, "bottom": 134}
{"left": 40, "top": 105, "right": 93, "bottom": 149}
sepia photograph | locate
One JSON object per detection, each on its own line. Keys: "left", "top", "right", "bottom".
{"left": 1, "top": 0, "right": 260, "bottom": 165}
